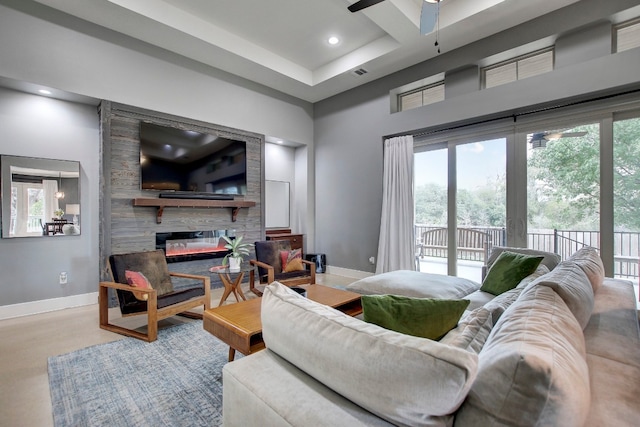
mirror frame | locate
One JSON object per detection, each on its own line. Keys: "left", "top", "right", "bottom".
{"left": 1, "top": 155, "right": 81, "bottom": 238}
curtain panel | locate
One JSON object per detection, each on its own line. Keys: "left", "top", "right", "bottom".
{"left": 376, "top": 135, "right": 415, "bottom": 273}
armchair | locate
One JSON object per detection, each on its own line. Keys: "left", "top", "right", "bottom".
{"left": 99, "top": 249, "right": 211, "bottom": 342}
{"left": 249, "top": 240, "right": 316, "bottom": 296}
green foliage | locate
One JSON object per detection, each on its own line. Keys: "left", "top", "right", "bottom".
{"left": 527, "top": 124, "right": 600, "bottom": 229}
{"left": 415, "top": 118, "right": 640, "bottom": 232}
{"left": 415, "top": 175, "right": 506, "bottom": 227}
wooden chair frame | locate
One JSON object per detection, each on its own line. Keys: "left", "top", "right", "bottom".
{"left": 248, "top": 259, "right": 316, "bottom": 296}
{"left": 99, "top": 270, "right": 211, "bottom": 342}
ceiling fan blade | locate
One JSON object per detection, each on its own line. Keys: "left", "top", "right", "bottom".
{"left": 420, "top": 2, "right": 438, "bottom": 35}
{"left": 558, "top": 131, "right": 588, "bottom": 138}
{"left": 348, "top": 0, "right": 386, "bottom": 13}
{"left": 544, "top": 131, "right": 588, "bottom": 140}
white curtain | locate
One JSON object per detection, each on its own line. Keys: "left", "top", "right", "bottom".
{"left": 376, "top": 135, "right": 415, "bottom": 273}
{"left": 43, "top": 179, "right": 60, "bottom": 221}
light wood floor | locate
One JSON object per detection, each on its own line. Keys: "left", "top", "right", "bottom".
{"left": 0, "top": 274, "right": 356, "bottom": 427}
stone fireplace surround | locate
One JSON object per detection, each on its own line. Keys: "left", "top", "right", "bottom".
{"left": 98, "top": 101, "right": 265, "bottom": 295}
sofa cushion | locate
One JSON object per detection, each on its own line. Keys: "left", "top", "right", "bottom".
{"left": 464, "top": 264, "right": 550, "bottom": 315}
{"left": 261, "top": 282, "right": 478, "bottom": 426}
{"left": 567, "top": 246, "right": 605, "bottom": 294}
{"left": 280, "top": 249, "right": 305, "bottom": 272}
{"left": 362, "top": 295, "right": 469, "bottom": 340}
{"left": 486, "top": 246, "right": 561, "bottom": 272}
{"left": 480, "top": 251, "right": 544, "bottom": 296}
{"left": 346, "top": 270, "right": 480, "bottom": 299}
{"left": 528, "top": 260, "right": 595, "bottom": 329}
{"left": 223, "top": 349, "right": 397, "bottom": 427}
{"left": 440, "top": 307, "right": 492, "bottom": 354}
{"left": 455, "top": 285, "right": 590, "bottom": 427}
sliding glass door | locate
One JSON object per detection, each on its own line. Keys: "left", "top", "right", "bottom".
{"left": 415, "top": 146, "right": 448, "bottom": 274}
{"left": 613, "top": 115, "right": 640, "bottom": 280}
{"left": 415, "top": 137, "right": 505, "bottom": 282}
{"left": 456, "top": 138, "right": 506, "bottom": 282}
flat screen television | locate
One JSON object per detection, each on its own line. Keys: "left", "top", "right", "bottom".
{"left": 139, "top": 122, "right": 247, "bottom": 196}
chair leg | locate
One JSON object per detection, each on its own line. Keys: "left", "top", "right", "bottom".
{"left": 98, "top": 284, "right": 156, "bottom": 342}
{"left": 147, "top": 296, "right": 158, "bottom": 342}
{"left": 249, "top": 270, "right": 264, "bottom": 297}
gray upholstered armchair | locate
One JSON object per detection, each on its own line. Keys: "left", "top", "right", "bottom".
{"left": 249, "top": 240, "right": 316, "bottom": 296}
{"left": 99, "top": 249, "right": 211, "bottom": 342}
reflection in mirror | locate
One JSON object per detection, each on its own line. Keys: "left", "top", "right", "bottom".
{"left": 1, "top": 155, "right": 80, "bottom": 238}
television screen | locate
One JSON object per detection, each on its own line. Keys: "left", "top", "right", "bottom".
{"left": 139, "top": 122, "right": 247, "bottom": 195}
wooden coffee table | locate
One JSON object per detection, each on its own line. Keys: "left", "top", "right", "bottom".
{"left": 203, "top": 284, "right": 362, "bottom": 361}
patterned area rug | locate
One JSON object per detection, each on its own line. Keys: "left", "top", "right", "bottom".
{"left": 48, "top": 322, "right": 235, "bottom": 426}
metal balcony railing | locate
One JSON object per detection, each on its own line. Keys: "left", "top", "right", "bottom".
{"left": 415, "top": 224, "right": 639, "bottom": 279}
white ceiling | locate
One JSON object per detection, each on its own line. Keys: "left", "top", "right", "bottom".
{"left": 31, "top": 0, "right": 583, "bottom": 103}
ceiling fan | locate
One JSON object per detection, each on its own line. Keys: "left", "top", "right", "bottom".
{"left": 528, "top": 130, "right": 588, "bottom": 149}
{"left": 348, "top": 0, "right": 442, "bottom": 35}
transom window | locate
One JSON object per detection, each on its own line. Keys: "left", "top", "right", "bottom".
{"left": 482, "top": 48, "right": 554, "bottom": 89}
{"left": 399, "top": 82, "right": 445, "bottom": 112}
{"left": 614, "top": 19, "right": 640, "bottom": 53}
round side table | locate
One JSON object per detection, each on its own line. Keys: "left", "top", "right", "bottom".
{"left": 209, "top": 265, "right": 254, "bottom": 306}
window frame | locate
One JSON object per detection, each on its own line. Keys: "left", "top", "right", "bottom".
{"left": 481, "top": 48, "right": 554, "bottom": 89}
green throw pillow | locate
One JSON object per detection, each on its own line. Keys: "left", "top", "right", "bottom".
{"left": 481, "top": 251, "right": 544, "bottom": 296}
{"left": 361, "top": 295, "right": 470, "bottom": 340}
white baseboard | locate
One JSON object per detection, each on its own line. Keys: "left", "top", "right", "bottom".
{"left": 325, "top": 265, "right": 373, "bottom": 280}
{"left": 0, "top": 292, "right": 98, "bottom": 320}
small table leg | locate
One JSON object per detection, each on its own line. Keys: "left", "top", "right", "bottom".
{"left": 228, "top": 347, "right": 236, "bottom": 362}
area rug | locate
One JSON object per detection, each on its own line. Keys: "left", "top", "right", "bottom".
{"left": 48, "top": 321, "right": 237, "bottom": 427}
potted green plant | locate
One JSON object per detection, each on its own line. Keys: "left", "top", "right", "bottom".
{"left": 221, "top": 235, "right": 253, "bottom": 272}
{"left": 54, "top": 209, "right": 64, "bottom": 219}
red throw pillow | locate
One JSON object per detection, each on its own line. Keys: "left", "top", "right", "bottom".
{"left": 280, "top": 249, "right": 305, "bottom": 273}
{"left": 124, "top": 270, "right": 153, "bottom": 301}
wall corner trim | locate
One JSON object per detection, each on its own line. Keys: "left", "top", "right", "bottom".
{"left": 0, "top": 292, "right": 98, "bottom": 320}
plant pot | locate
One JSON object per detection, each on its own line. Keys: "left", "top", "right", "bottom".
{"left": 228, "top": 257, "right": 242, "bottom": 273}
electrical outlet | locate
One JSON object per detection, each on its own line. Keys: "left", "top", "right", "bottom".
{"left": 368, "top": 256, "right": 375, "bottom": 265}
{"left": 59, "top": 272, "right": 68, "bottom": 285}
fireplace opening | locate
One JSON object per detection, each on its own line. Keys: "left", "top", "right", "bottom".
{"left": 156, "top": 231, "right": 229, "bottom": 263}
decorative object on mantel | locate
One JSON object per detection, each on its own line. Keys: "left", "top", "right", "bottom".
{"left": 221, "top": 235, "right": 253, "bottom": 272}
{"left": 132, "top": 198, "right": 256, "bottom": 223}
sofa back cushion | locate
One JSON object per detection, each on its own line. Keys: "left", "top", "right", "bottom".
{"left": 440, "top": 307, "right": 493, "bottom": 354}
{"left": 529, "top": 260, "right": 595, "bottom": 329}
{"left": 261, "top": 282, "right": 479, "bottom": 426}
{"left": 567, "top": 246, "right": 605, "bottom": 294}
{"left": 486, "top": 246, "right": 561, "bottom": 272}
{"left": 455, "top": 285, "right": 590, "bottom": 427}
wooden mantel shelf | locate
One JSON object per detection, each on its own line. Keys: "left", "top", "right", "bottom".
{"left": 133, "top": 198, "right": 256, "bottom": 224}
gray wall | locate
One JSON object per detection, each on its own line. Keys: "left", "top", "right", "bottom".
{"left": 314, "top": 0, "right": 640, "bottom": 273}
{"left": 0, "top": 87, "right": 99, "bottom": 304}
{"left": 0, "top": 0, "right": 314, "bottom": 309}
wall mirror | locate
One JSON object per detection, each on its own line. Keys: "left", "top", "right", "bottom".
{"left": 1, "top": 155, "right": 81, "bottom": 238}
{"left": 265, "top": 180, "right": 290, "bottom": 229}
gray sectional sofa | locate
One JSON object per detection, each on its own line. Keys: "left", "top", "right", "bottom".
{"left": 222, "top": 247, "right": 640, "bottom": 426}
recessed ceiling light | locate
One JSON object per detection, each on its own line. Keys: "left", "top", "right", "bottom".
{"left": 276, "top": 140, "right": 284, "bottom": 144}
{"left": 38, "top": 89, "right": 52, "bottom": 95}
{"left": 328, "top": 36, "right": 340, "bottom": 45}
